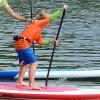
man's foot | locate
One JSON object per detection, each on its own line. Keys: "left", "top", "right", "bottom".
{"left": 29, "top": 85, "right": 41, "bottom": 90}
{"left": 16, "top": 81, "right": 28, "bottom": 88}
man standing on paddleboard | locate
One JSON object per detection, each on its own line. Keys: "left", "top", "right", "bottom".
{"left": 0, "top": 0, "right": 30, "bottom": 70}
{"left": 13, "top": 4, "right": 68, "bottom": 90}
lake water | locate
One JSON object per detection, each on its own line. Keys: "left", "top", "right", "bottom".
{"left": 0, "top": 0, "right": 100, "bottom": 99}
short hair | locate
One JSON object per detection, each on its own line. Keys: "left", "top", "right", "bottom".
{"left": 36, "top": 10, "right": 49, "bottom": 20}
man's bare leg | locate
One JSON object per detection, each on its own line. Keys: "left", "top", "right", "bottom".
{"left": 17, "top": 64, "right": 28, "bottom": 86}
{"left": 29, "top": 62, "right": 41, "bottom": 90}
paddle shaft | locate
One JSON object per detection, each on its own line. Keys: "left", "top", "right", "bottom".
{"left": 45, "top": 9, "right": 66, "bottom": 86}
{"left": 29, "top": 0, "right": 35, "bottom": 52}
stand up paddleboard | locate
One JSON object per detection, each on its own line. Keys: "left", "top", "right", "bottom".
{"left": 0, "top": 82, "right": 100, "bottom": 99}
{"left": 1, "top": 68, "right": 100, "bottom": 79}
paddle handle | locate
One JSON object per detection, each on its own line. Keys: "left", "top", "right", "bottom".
{"left": 45, "top": 9, "right": 66, "bottom": 86}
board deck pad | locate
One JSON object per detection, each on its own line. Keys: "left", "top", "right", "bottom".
{"left": 0, "top": 83, "right": 79, "bottom": 92}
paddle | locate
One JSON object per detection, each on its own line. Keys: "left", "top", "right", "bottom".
{"left": 45, "top": 9, "right": 66, "bottom": 86}
{"left": 28, "top": 0, "right": 35, "bottom": 52}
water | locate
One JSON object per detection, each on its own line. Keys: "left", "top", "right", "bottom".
{"left": 0, "top": 0, "right": 100, "bottom": 99}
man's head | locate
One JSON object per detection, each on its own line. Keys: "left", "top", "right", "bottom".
{"left": 36, "top": 10, "right": 50, "bottom": 20}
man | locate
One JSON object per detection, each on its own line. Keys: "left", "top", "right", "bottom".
{"left": 14, "top": 5, "right": 68, "bottom": 89}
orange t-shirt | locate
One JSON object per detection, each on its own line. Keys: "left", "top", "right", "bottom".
{"left": 14, "top": 17, "right": 50, "bottom": 50}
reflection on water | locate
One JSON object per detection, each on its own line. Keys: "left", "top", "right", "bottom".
{"left": 0, "top": 0, "right": 100, "bottom": 99}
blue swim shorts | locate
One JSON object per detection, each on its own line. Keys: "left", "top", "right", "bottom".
{"left": 16, "top": 48, "right": 38, "bottom": 64}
